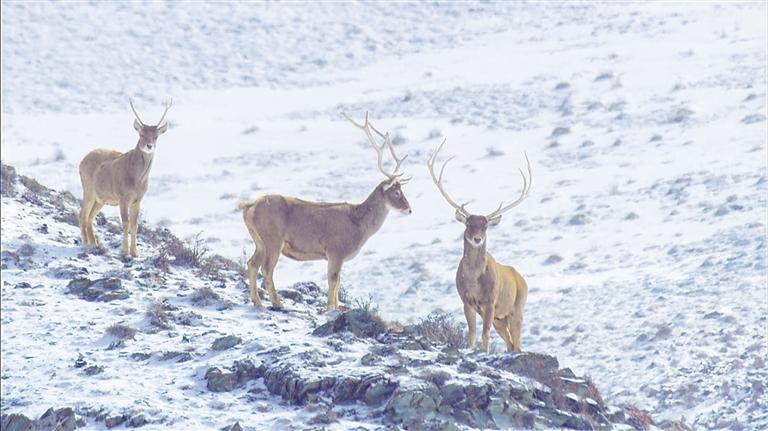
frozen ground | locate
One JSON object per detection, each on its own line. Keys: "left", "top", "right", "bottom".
{"left": 2, "top": 1, "right": 767, "bottom": 429}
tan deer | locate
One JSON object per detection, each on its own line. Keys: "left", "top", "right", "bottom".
{"left": 79, "top": 99, "right": 172, "bottom": 257}
{"left": 427, "top": 139, "right": 532, "bottom": 352}
{"left": 239, "top": 113, "right": 411, "bottom": 309}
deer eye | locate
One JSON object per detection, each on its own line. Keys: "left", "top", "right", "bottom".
{"left": 393, "top": 191, "right": 401, "bottom": 197}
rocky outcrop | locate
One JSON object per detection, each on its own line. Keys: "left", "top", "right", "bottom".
{"left": 202, "top": 307, "right": 640, "bottom": 430}
{"left": 1, "top": 407, "right": 82, "bottom": 431}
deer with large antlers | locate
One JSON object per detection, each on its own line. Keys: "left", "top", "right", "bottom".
{"left": 239, "top": 113, "right": 411, "bottom": 310}
{"left": 79, "top": 99, "right": 172, "bottom": 257}
{"left": 428, "top": 140, "right": 532, "bottom": 352}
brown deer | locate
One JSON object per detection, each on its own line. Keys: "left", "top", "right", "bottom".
{"left": 79, "top": 99, "right": 172, "bottom": 257}
{"left": 427, "top": 139, "right": 532, "bottom": 352}
{"left": 239, "top": 113, "right": 412, "bottom": 310}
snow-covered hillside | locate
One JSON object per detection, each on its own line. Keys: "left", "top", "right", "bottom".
{"left": 1, "top": 167, "right": 654, "bottom": 430}
{"left": 2, "top": 1, "right": 767, "bottom": 429}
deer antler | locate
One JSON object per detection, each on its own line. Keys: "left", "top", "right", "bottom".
{"left": 155, "top": 98, "right": 173, "bottom": 126}
{"left": 427, "top": 139, "right": 470, "bottom": 220}
{"left": 485, "top": 152, "right": 532, "bottom": 221}
{"left": 129, "top": 98, "right": 145, "bottom": 127}
{"left": 342, "top": 112, "right": 408, "bottom": 182}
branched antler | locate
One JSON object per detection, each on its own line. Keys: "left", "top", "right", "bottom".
{"left": 427, "top": 139, "right": 470, "bottom": 220}
{"left": 343, "top": 112, "right": 408, "bottom": 182}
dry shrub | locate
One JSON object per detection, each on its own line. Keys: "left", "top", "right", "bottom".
{"left": 106, "top": 323, "right": 137, "bottom": 340}
{"left": 584, "top": 374, "right": 606, "bottom": 407}
{"left": 1, "top": 163, "right": 17, "bottom": 197}
{"left": 624, "top": 404, "right": 654, "bottom": 431}
{"left": 190, "top": 286, "right": 221, "bottom": 306}
{"left": 412, "top": 311, "right": 467, "bottom": 349}
{"left": 146, "top": 300, "right": 175, "bottom": 329}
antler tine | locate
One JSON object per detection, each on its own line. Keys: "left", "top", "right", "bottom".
{"left": 381, "top": 132, "right": 408, "bottom": 177}
{"left": 486, "top": 152, "right": 533, "bottom": 220}
{"left": 129, "top": 98, "right": 145, "bottom": 126}
{"left": 343, "top": 112, "right": 406, "bottom": 181}
{"left": 427, "top": 139, "right": 470, "bottom": 218}
{"left": 156, "top": 98, "right": 173, "bottom": 126}
{"left": 368, "top": 121, "right": 408, "bottom": 176}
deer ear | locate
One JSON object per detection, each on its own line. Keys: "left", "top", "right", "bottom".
{"left": 133, "top": 119, "right": 142, "bottom": 132}
{"left": 488, "top": 216, "right": 502, "bottom": 227}
{"left": 455, "top": 211, "right": 468, "bottom": 224}
{"left": 157, "top": 123, "right": 168, "bottom": 135}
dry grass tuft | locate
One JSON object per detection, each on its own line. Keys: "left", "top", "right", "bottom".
{"left": 624, "top": 404, "right": 654, "bottom": 431}
{"left": 106, "top": 323, "right": 137, "bottom": 340}
{"left": 412, "top": 311, "right": 467, "bottom": 349}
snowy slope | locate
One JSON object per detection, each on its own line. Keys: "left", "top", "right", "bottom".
{"left": 2, "top": 1, "right": 767, "bottom": 429}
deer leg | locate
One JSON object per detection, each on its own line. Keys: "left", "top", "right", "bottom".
{"left": 326, "top": 258, "right": 343, "bottom": 310}
{"left": 79, "top": 197, "right": 94, "bottom": 245}
{"left": 463, "top": 303, "right": 477, "bottom": 350}
{"left": 493, "top": 316, "right": 515, "bottom": 352}
{"left": 481, "top": 305, "right": 495, "bottom": 353}
{"left": 87, "top": 202, "right": 104, "bottom": 246}
{"left": 261, "top": 244, "right": 283, "bottom": 309}
{"left": 129, "top": 202, "right": 140, "bottom": 257}
{"left": 119, "top": 201, "right": 130, "bottom": 256}
{"left": 247, "top": 246, "right": 265, "bottom": 307}
{"left": 509, "top": 313, "right": 523, "bottom": 352}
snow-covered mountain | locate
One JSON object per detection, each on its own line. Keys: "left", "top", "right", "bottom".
{"left": 2, "top": 2, "right": 766, "bottom": 429}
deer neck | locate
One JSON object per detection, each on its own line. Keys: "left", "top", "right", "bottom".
{"left": 352, "top": 185, "right": 390, "bottom": 237}
{"left": 462, "top": 238, "right": 488, "bottom": 273}
{"left": 128, "top": 143, "right": 154, "bottom": 184}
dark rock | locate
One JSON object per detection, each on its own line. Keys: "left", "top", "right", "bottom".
{"left": 221, "top": 422, "right": 243, "bottom": 431}
{"left": 385, "top": 387, "right": 440, "bottom": 423}
{"left": 83, "top": 365, "right": 104, "bottom": 376}
{"left": 38, "top": 407, "right": 79, "bottom": 431}
{"left": 1, "top": 413, "right": 33, "bottom": 431}
{"left": 742, "top": 114, "right": 766, "bottom": 124}
{"left": 14, "top": 282, "right": 32, "bottom": 289}
{"left": 312, "top": 309, "right": 386, "bottom": 339}
{"left": 74, "top": 354, "right": 87, "bottom": 368}
{"left": 485, "top": 352, "right": 559, "bottom": 381}
{"left": 130, "top": 352, "right": 152, "bottom": 361}
{"left": 211, "top": 335, "right": 242, "bottom": 351}
{"left": 489, "top": 397, "right": 535, "bottom": 429}
{"left": 539, "top": 407, "right": 593, "bottom": 429}
{"left": 263, "top": 366, "right": 328, "bottom": 404}
{"left": 568, "top": 214, "right": 588, "bottom": 226}
{"left": 66, "top": 278, "right": 129, "bottom": 302}
{"left": 551, "top": 127, "right": 570, "bottom": 137}
{"left": 2, "top": 407, "right": 80, "bottom": 431}
{"left": 160, "top": 351, "right": 193, "bottom": 362}
{"left": 360, "top": 353, "right": 378, "bottom": 366}
{"left": 47, "top": 265, "right": 89, "bottom": 280}
{"left": 104, "top": 414, "right": 127, "bottom": 428}
{"left": 458, "top": 359, "right": 478, "bottom": 373}
{"left": 205, "top": 360, "right": 263, "bottom": 393}
{"left": 543, "top": 254, "right": 563, "bottom": 265}
{"left": 127, "top": 414, "right": 148, "bottom": 428}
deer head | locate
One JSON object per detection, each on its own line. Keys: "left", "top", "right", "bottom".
{"left": 427, "top": 139, "right": 532, "bottom": 247}
{"left": 130, "top": 98, "right": 172, "bottom": 154}
{"left": 343, "top": 112, "right": 412, "bottom": 215}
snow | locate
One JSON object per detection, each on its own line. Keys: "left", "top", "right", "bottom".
{"left": 2, "top": 1, "right": 767, "bottom": 429}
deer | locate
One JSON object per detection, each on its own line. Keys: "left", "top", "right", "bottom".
{"left": 78, "top": 98, "right": 172, "bottom": 257}
{"left": 239, "top": 113, "right": 411, "bottom": 310}
{"left": 427, "top": 139, "right": 532, "bottom": 353}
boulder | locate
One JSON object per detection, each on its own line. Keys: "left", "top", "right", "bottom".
{"left": 211, "top": 335, "right": 242, "bottom": 351}
{"left": 312, "top": 309, "right": 386, "bottom": 339}
{"left": 66, "top": 278, "right": 129, "bottom": 302}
